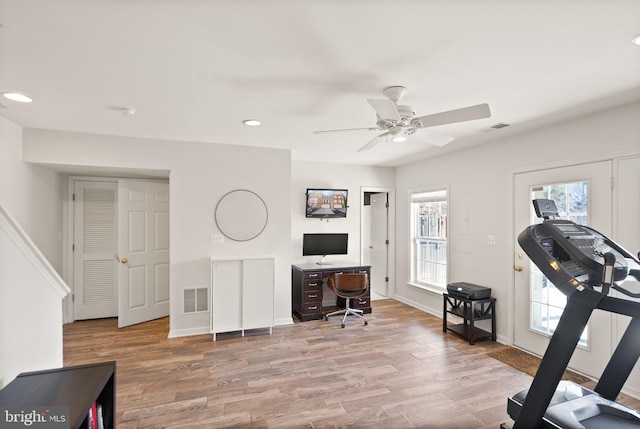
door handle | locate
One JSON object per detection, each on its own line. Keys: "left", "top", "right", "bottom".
{"left": 514, "top": 265, "right": 523, "bottom": 272}
{"left": 120, "top": 257, "right": 128, "bottom": 264}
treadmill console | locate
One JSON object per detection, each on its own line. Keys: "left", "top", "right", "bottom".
{"left": 542, "top": 219, "right": 629, "bottom": 283}
{"left": 519, "top": 200, "right": 640, "bottom": 299}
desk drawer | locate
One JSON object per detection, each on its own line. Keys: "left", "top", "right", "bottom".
{"left": 323, "top": 269, "right": 354, "bottom": 278}
{"left": 303, "top": 290, "right": 322, "bottom": 303}
{"left": 304, "top": 279, "right": 322, "bottom": 291}
{"left": 303, "top": 271, "right": 322, "bottom": 280}
{"left": 302, "top": 303, "right": 322, "bottom": 315}
{"left": 351, "top": 296, "right": 370, "bottom": 309}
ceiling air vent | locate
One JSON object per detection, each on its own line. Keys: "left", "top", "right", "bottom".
{"left": 476, "top": 123, "right": 510, "bottom": 133}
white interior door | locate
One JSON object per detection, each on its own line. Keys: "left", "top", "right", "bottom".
{"left": 370, "top": 193, "right": 388, "bottom": 297}
{"left": 73, "top": 181, "right": 118, "bottom": 319}
{"left": 117, "top": 180, "right": 170, "bottom": 328}
{"left": 514, "top": 161, "right": 613, "bottom": 377}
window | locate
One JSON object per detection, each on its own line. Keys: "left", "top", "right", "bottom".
{"left": 529, "top": 181, "right": 589, "bottom": 345}
{"left": 411, "top": 188, "right": 448, "bottom": 289}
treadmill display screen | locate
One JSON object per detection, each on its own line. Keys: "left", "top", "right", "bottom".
{"left": 555, "top": 224, "right": 582, "bottom": 233}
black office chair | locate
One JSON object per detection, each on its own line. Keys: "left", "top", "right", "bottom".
{"left": 324, "top": 273, "right": 369, "bottom": 328}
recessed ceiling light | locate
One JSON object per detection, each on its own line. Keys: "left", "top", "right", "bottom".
{"left": 243, "top": 119, "right": 261, "bottom": 126}
{"left": 632, "top": 33, "right": 640, "bottom": 46}
{"left": 2, "top": 92, "right": 33, "bottom": 103}
{"left": 117, "top": 107, "right": 136, "bottom": 116}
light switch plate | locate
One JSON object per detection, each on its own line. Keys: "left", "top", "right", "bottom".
{"left": 211, "top": 233, "right": 225, "bottom": 244}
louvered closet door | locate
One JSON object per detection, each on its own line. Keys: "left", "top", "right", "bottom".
{"left": 73, "top": 181, "right": 118, "bottom": 319}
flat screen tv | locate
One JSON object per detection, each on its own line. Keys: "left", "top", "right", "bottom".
{"left": 306, "top": 189, "right": 348, "bottom": 218}
{"left": 303, "top": 233, "right": 348, "bottom": 265}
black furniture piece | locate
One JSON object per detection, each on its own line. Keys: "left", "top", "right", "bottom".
{"left": 0, "top": 361, "right": 116, "bottom": 429}
{"left": 443, "top": 293, "right": 496, "bottom": 345}
{"left": 291, "top": 263, "right": 371, "bottom": 321}
{"left": 508, "top": 199, "right": 640, "bottom": 428}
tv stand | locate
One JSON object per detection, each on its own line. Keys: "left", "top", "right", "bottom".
{"left": 316, "top": 255, "right": 332, "bottom": 265}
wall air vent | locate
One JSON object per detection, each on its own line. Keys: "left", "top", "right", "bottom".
{"left": 476, "top": 123, "right": 510, "bottom": 133}
{"left": 183, "top": 287, "right": 208, "bottom": 313}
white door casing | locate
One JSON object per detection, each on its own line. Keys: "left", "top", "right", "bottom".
{"left": 514, "top": 161, "right": 613, "bottom": 377}
{"left": 117, "top": 180, "right": 170, "bottom": 328}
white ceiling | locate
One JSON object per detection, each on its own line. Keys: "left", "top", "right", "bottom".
{"left": 1, "top": 0, "right": 639, "bottom": 167}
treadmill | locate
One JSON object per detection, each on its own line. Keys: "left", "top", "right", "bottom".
{"left": 508, "top": 199, "right": 640, "bottom": 429}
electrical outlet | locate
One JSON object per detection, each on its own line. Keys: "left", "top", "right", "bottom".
{"left": 487, "top": 235, "right": 496, "bottom": 245}
{"left": 211, "top": 233, "right": 225, "bottom": 244}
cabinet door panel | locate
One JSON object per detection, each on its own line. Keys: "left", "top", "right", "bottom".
{"left": 242, "top": 258, "right": 274, "bottom": 330}
{"left": 211, "top": 260, "right": 242, "bottom": 333}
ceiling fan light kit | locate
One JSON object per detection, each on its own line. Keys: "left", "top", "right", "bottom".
{"left": 314, "top": 86, "right": 491, "bottom": 152}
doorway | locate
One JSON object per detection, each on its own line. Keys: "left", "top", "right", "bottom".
{"left": 361, "top": 187, "right": 395, "bottom": 300}
{"left": 68, "top": 177, "right": 170, "bottom": 328}
{"left": 514, "top": 161, "right": 613, "bottom": 378}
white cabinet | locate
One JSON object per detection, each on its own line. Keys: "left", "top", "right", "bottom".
{"left": 210, "top": 257, "right": 274, "bottom": 341}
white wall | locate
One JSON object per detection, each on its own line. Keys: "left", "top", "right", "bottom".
{"left": 0, "top": 117, "right": 67, "bottom": 387}
{"left": 290, "top": 160, "right": 395, "bottom": 266}
{"left": 22, "top": 129, "right": 293, "bottom": 336}
{"left": 394, "top": 100, "right": 640, "bottom": 343}
{"left": 0, "top": 117, "right": 64, "bottom": 270}
{"left": 0, "top": 206, "right": 69, "bottom": 388}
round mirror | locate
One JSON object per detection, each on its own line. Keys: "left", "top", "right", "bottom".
{"left": 215, "top": 189, "right": 268, "bottom": 241}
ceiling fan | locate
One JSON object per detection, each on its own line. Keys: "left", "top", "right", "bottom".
{"left": 313, "top": 86, "right": 491, "bottom": 152}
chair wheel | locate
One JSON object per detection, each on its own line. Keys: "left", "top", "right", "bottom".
{"left": 341, "top": 323, "right": 345, "bottom": 328}
{"left": 324, "top": 316, "right": 328, "bottom": 321}
{"left": 364, "top": 321, "right": 368, "bottom": 325}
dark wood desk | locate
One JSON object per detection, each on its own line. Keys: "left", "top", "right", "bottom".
{"left": 292, "top": 263, "right": 371, "bottom": 321}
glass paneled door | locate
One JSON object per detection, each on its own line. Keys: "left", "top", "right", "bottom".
{"left": 529, "top": 181, "right": 589, "bottom": 345}
{"left": 513, "top": 161, "right": 612, "bottom": 377}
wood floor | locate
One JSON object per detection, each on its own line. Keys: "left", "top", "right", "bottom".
{"left": 62, "top": 300, "right": 538, "bottom": 428}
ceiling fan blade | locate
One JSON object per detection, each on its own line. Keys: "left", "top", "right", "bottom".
{"left": 412, "top": 103, "right": 491, "bottom": 128}
{"left": 415, "top": 129, "right": 455, "bottom": 147}
{"left": 367, "top": 99, "right": 401, "bottom": 121}
{"left": 357, "top": 132, "right": 388, "bottom": 152}
{"left": 313, "top": 127, "right": 379, "bottom": 134}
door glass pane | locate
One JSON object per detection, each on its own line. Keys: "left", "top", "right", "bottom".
{"left": 529, "top": 181, "right": 588, "bottom": 346}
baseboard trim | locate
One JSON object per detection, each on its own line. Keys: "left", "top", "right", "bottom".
{"left": 275, "top": 317, "right": 294, "bottom": 326}
{"left": 392, "top": 295, "right": 441, "bottom": 318}
{"left": 168, "top": 326, "right": 210, "bottom": 338}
